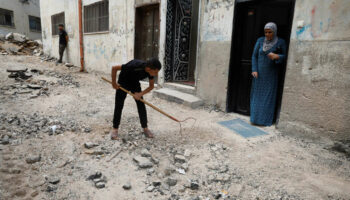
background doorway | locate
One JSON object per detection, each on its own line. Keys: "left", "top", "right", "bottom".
{"left": 227, "top": 0, "right": 295, "bottom": 124}
{"left": 134, "top": 4, "right": 160, "bottom": 61}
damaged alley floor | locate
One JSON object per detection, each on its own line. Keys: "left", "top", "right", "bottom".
{"left": 0, "top": 55, "right": 350, "bottom": 200}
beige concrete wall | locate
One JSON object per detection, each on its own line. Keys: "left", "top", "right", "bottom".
{"left": 278, "top": 0, "right": 350, "bottom": 140}
{"left": 40, "top": 0, "right": 80, "bottom": 65}
{"left": 196, "top": 0, "right": 235, "bottom": 110}
{"left": 0, "top": 0, "right": 41, "bottom": 40}
{"left": 40, "top": 0, "right": 167, "bottom": 77}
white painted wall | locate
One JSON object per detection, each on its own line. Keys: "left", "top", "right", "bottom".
{"left": 40, "top": 0, "right": 167, "bottom": 80}
{"left": 0, "top": 0, "right": 41, "bottom": 39}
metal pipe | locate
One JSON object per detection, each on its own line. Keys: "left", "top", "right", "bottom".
{"left": 78, "top": 0, "right": 84, "bottom": 72}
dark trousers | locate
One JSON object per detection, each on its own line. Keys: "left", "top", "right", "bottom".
{"left": 58, "top": 44, "right": 66, "bottom": 62}
{"left": 113, "top": 85, "right": 148, "bottom": 129}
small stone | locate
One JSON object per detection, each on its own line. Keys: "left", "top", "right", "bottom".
{"left": 190, "top": 181, "right": 199, "bottom": 190}
{"left": 83, "top": 127, "right": 92, "bottom": 133}
{"left": 27, "top": 84, "right": 42, "bottom": 89}
{"left": 146, "top": 185, "right": 155, "bottom": 192}
{"left": 95, "top": 182, "right": 105, "bottom": 189}
{"left": 174, "top": 154, "right": 186, "bottom": 163}
{"left": 1, "top": 135, "right": 9, "bottom": 144}
{"left": 25, "top": 155, "right": 41, "bottom": 164}
{"left": 184, "top": 149, "right": 191, "bottom": 157}
{"left": 10, "top": 169, "right": 21, "bottom": 174}
{"left": 147, "top": 168, "right": 155, "bottom": 175}
{"left": 181, "top": 163, "right": 189, "bottom": 171}
{"left": 151, "top": 156, "right": 159, "bottom": 164}
{"left": 31, "top": 190, "right": 39, "bottom": 197}
{"left": 164, "top": 166, "right": 175, "bottom": 176}
{"left": 46, "top": 185, "right": 57, "bottom": 192}
{"left": 46, "top": 176, "right": 60, "bottom": 184}
{"left": 152, "top": 180, "right": 161, "bottom": 186}
{"left": 165, "top": 177, "right": 177, "bottom": 186}
{"left": 84, "top": 142, "right": 99, "bottom": 149}
{"left": 87, "top": 171, "right": 102, "bottom": 180}
{"left": 141, "top": 149, "right": 151, "bottom": 157}
{"left": 65, "top": 63, "right": 74, "bottom": 67}
{"left": 123, "top": 183, "right": 132, "bottom": 190}
{"left": 133, "top": 156, "right": 153, "bottom": 168}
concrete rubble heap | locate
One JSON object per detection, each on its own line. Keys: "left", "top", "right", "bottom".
{"left": 0, "top": 32, "right": 43, "bottom": 56}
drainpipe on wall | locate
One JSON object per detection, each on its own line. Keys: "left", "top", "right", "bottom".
{"left": 78, "top": 0, "right": 85, "bottom": 72}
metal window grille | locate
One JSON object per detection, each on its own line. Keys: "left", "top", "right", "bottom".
{"left": 84, "top": 1, "right": 109, "bottom": 33}
{"left": 0, "top": 8, "right": 15, "bottom": 27}
{"left": 29, "top": 15, "right": 41, "bottom": 32}
{"left": 51, "top": 12, "right": 65, "bottom": 35}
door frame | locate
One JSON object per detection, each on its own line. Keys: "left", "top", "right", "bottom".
{"left": 226, "top": 0, "right": 296, "bottom": 124}
{"left": 134, "top": 3, "right": 161, "bottom": 60}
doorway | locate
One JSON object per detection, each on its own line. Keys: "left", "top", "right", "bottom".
{"left": 227, "top": 0, "right": 295, "bottom": 123}
{"left": 164, "top": 0, "right": 199, "bottom": 86}
{"left": 134, "top": 4, "right": 160, "bottom": 61}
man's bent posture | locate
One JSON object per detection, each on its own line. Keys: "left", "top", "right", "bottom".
{"left": 110, "top": 58, "right": 161, "bottom": 140}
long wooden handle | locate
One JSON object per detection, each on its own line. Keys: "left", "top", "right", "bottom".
{"left": 101, "top": 77, "right": 180, "bottom": 122}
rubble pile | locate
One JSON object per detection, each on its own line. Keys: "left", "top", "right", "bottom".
{"left": 46, "top": 71, "right": 80, "bottom": 87}
{"left": 0, "top": 32, "right": 43, "bottom": 56}
{"left": 0, "top": 112, "right": 92, "bottom": 145}
{"left": 1, "top": 67, "right": 80, "bottom": 101}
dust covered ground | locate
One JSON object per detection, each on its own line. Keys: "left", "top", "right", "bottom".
{"left": 0, "top": 55, "right": 349, "bottom": 200}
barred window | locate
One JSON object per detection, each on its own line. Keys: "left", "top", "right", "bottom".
{"left": 29, "top": 16, "right": 41, "bottom": 32}
{"left": 84, "top": 1, "right": 109, "bottom": 33}
{"left": 0, "top": 8, "right": 15, "bottom": 27}
{"left": 51, "top": 12, "right": 65, "bottom": 35}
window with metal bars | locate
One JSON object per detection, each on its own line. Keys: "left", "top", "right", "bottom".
{"left": 51, "top": 12, "right": 65, "bottom": 35}
{"left": 0, "top": 8, "right": 15, "bottom": 27}
{"left": 84, "top": 1, "right": 109, "bottom": 33}
{"left": 29, "top": 15, "right": 41, "bottom": 32}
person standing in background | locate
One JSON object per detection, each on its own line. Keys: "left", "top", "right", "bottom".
{"left": 57, "top": 24, "right": 68, "bottom": 64}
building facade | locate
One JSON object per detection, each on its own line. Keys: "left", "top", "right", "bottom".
{"left": 40, "top": 0, "right": 350, "bottom": 140}
{"left": 0, "top": 0, "right": 41, "bottom": 39}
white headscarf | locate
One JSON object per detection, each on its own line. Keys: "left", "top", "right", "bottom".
{"left": 263, "top": 22, "right": 278, "bottom": 52}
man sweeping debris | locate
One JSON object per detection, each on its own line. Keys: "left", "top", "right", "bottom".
{"left": 110, "top": 58, "right": 161, "bottom": 140}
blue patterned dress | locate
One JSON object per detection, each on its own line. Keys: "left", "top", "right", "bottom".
{"left": 250, "top": 37, "right": 287, "bottom": 126}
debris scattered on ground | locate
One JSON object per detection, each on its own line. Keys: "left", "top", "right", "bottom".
{"left": 0, "top": 112, "right": 92, "bottom": 143}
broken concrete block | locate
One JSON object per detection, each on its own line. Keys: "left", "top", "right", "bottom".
{"left": 12, "top": 33, "right": 27, "bottom": 42}
{"left": 25, "top": 154, "right": 41, "bottom": 164}
{"left": 165, "top": 177, "right": 177, "bottom": 186}
{"left": 84, "top": 142, "right": 99, "bottom": 149}
{"left": 5, "top": 32, "right": 13, "bottom": 40}
{"left": 141, "top": 149, "right": 151, "bottom": 157}
{"left": 174, "top": 154, "right": 186, "bottom": 163}
{"left": 133, "top": 156, "right": 153, "bottom": 168}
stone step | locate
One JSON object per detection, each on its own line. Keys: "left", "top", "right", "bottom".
{"left": 153, "top": 88, "right": 204, "bottom": 109}
{"left": 163, "top": 82, "right": 195, "bottom": 95}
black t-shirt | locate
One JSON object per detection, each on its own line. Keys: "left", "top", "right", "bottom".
{"left": 59, "top": 30, "right": 68, "bottom": 45}
{"left": 118, "top": 59, "right": 154, "bottom": 87}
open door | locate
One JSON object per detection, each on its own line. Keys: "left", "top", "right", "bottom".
{"left": 227, "top": 0, "right": 295, "bottom": 124}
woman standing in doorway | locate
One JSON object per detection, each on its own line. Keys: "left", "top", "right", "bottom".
{"left": 250, "top": 22, "right": 287, "bottom": 126}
